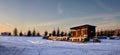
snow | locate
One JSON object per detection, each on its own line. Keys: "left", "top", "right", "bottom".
{"left": 0, "top": 36, "right": 120, "bottom": 55}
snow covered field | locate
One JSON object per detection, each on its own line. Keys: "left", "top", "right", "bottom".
{"left": 0, "top": 36, "right": 120, "bottom": 55}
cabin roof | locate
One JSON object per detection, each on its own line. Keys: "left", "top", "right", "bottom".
{"left": 70, "top": 24, "right": 96, "bottom": 30}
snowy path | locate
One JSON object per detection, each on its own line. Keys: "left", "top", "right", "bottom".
{"left": 0, "top": 36, "right": 120, "bottom": 55}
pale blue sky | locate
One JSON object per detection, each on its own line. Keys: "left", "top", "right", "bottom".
{"left": 0, "top": 0, "right": 120, "bottom": 34}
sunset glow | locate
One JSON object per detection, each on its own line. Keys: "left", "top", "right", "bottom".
{"left": 0, "top": 0, "right": 120, "bottom": 34}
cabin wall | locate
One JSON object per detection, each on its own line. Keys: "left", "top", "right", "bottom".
{"left": 71, "top": 26, "right": 96, "bottom": 39}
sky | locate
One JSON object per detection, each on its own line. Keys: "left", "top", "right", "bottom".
{"left": 0, "top": 0, "right": 120, "bottom": 34}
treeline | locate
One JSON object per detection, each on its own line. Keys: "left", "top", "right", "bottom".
{"left": 96, "top": 29, "right": 120, "bottom": 37}
{"left": 12, "top": 28, "right": 71, "bottom": 37}
{"left": 44, "top": 28, "right": 71, "bottom": 37}
{"left": 3, "top": 27, "right": 120, "bottom": 37}
{"left": 13, "top": 28, "right": 41, "bottom": 37}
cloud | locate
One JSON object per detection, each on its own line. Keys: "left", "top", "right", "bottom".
{"left": 57, "top": 2, "right": 63, "bottom": 15}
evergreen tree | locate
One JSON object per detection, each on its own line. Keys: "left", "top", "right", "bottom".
{"left": 111, "top": 30, "right": 114, "bottom": 36}
{"left": 68, "top": 32, "right": 71, "bottom": 37}
{"left": 57, "top": 28, "right": 60, "bottom": 37}
{"left": 64, "top": 32, "right": 67, "bottom": 36}
{"left": 60, "top": 31, "right": 64, "bottom": 37}
{"left": 32, "top": 29, "right": 36, "bottom": 36}
{"left": 96, "top": 32, "right": 100, "bottom": 36}
{"left": 108, "top": 30, "right": 110, "bottom": 36}
{"left": 114, "top": 30, "right": 119, "bottom": 36}
{"left": 27, "top": 30, "right": 32, "bottom": 36}
{"left": 100, "top": 30, "right": 103, "bottom": 36}
{"left": 8, "top": 32, "right": 11, "bottom": 36}
{"left": 106, "top": 30, "right": 109, "bottom": 37}
{"left": 118, "top": 31, "right": 120, "bottom": 36}
{"left": 13, "top": 28, "right": 18, "bottom": 36}
{"left": 103, "top": 30, "right": 106, "bottom": 36}
{"left": 19, "top": 31, "right": 23, "bottom": 36}
{"left": 44, "top": 30, "right": 48, "bottom": 36}
{"left": 49, "top": 33, "right": 52, "bottom": 37}
{"left": 52, "top": 29, "right": 56, "bottom": 36}
{"left": 37, "top": 32, "right": 40, "bottom": 36}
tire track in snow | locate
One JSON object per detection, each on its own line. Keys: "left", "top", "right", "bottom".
{"left": 36, "top": 48, "right": 43, "bottom": 55}
{"left": 13, "top": 47, "right": 26, "bottom": 55}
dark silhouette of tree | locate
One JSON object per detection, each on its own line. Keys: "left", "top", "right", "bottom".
{"left": 107, "top": 30, "right": 110, "bottom": 36}
{"left": 118, "top": 31, "right": 120, "bottom": 36}
{"left": 114, "top": 29, "right": 120, "bottom": 36}
{"left": 100, "top": 30, "right": 103, "bottom": 36}
{"left": 107, "top": 30, "right": 110, "bottom": 37}
{"left": 102, "top": 30, "right": 106, "bottom": 36}
{"left": 32, "top": 29, "right": 36, "bottom": 36}
{"left": 44, "top": 30, "right": 48, "bottom": 36}
{"left": 19, "top": 31, "right": 23, "bottom": 36}
{"left": 37, "top": 32, "right": 40, "bottom": 36}
{"left": 67, "top": 32, "right": 71, "bottom": 37}
{"left": 64, "top": 32, "right": 67, "bottom": 36}
{"left": 57, "top": 28, "right": 60, "bottom": 37}
{"left": 13, "top": 28, "right": 18, "bottom": 36}
{"left": 49, "top": 33, "right": 52, "bottom": 37}
{"left": 27, "top": 30, "right": 32, "bottom": 36}
{"left": 96, "top": 32, "right": 100, "bottom": 36}
{"left": 104, "top": 30, "right": 108, "bottom": 36}
{"left": 96, "top": 29, "right": 120, "bottom": 37}
{"left": 118, "top": 29, "right": 120, "bottom": 36}
{"left": 8, "top": 32, "right": 11, "bottom": 36}
{"left": 52, "top": 29, "right": 56, "bottom": 36}
{"left": 60, "top": 31, "right": 64, "bottom": 37}
{"left": 110, "top": 30, "right": 114, "bottom": 36}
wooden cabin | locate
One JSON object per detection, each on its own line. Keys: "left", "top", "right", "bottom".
{"left": 70, "top": 24, "right": 96, "bottom": 42}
